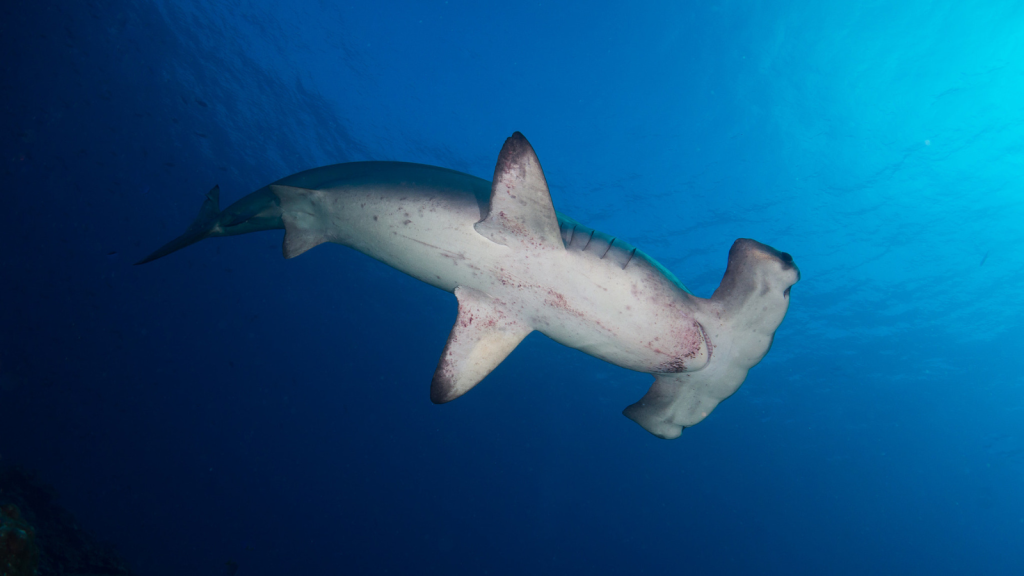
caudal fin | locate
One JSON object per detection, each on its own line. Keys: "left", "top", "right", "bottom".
{"left": 135, "top": 186, "right": 222, "bottom": 265}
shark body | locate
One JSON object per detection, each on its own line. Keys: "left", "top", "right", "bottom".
{"left": 139, "top": 133, "right": 799, "bottom": 438}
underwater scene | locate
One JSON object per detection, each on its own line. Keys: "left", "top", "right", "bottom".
{"left": 1, "top": 0, "right": 1022, "bottom": 574}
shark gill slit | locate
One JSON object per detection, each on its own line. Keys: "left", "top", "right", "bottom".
{"left": 622, "top": 247, "right": 637, "bottom": 270}
{"left": 566, "top": 224, "right": 576, "bottom": 244}
{"left": 600, "top": 238, "right": 616, "bottom": 259}
{"left": 582, "top": 229, "right": 595, "bottom": 251}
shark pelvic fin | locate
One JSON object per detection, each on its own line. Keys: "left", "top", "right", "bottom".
{"left": 431, "top": 286, "right": 532, "bottom": 403}
{"left": 135, "top": 185, "right": 221, "bottom": 265}
{"left": 271, "top": 184, "right": 329, "bottom": 259}
{"left": 475, "top": 132, "right": 563, "bottom": 249}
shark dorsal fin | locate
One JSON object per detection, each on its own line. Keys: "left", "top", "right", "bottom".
{"left": 430, "top": 286, "right": 532, "bottom": 403}
{"left": 475, "top": 132, "right": 564, "bottom": 249}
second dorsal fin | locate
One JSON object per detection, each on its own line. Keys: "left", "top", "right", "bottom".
{"left": 475, "top": 132, "right": 564, "bottom": 250}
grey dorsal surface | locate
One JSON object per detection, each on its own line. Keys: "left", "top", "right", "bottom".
{"left": 138, "top": 132, "right": 799, "bottom": 439}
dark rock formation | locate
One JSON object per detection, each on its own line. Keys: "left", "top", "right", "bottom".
{"left": 0, "top": 467, "right": 133, "bottom": 576}
{"left": 1, "top": 502, "right": 39, "bottom": 576}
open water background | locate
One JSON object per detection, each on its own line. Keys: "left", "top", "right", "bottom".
{"left": 1, "top": 1, "right": 1023, "bottom": 574}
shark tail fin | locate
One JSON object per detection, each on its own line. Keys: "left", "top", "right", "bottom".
{"left": 135, "top": 186, "right": 222, "bottom": 265}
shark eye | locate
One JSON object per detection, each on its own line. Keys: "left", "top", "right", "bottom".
{"left": 779, "top": 252, "right": 793, "bottom": 263}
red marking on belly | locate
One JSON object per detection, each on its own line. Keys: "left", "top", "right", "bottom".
{"left": 544, "top": 289, "right": 586, "bottom": 319}
{"left": 655, "top": 358, "right": 690, "bottom": 373}
{"left": 650, "top": 319, "right": 708, "bottom": 373}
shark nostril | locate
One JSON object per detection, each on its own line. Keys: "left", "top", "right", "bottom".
{"left": 783, "top": 286, "right": 791, "bottom": 298}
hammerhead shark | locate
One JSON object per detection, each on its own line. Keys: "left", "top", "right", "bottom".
{"left": 139, "top": 133, "right": 799, "bottom": 438}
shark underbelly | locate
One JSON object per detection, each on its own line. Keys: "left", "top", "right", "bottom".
{"left": 315, "top": 180, "right": 504, "bottom": 292}
{"left": 305, "top": 179, "right": 708, "bottom": 375}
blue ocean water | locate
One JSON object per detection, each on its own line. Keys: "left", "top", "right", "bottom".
{"left": 1, "top": 0, "right": 1022, "bottom": 574}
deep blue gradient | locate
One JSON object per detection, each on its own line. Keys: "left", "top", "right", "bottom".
{"left": 2, "top": 1, "right": 1022, "bottom": 574}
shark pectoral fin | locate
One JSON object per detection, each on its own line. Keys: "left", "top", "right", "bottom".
{"left": 271, "top": 184, "right": 328, "bottom": 259}
{"left": 475, "top": 132, "right": 564, "bottom": 250}
{"left": 623, "top": 367, "right": 748, "bottom": 439}
{"left": 431, "top": 286, "right": 532, "bottom": 404}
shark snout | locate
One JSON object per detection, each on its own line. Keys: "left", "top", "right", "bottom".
{"left": 780, "top": 255, "right": 800, "bottom": 296}
{"left": 739, "top": 239, "right": 800, "bottom": 295}
{"left": 778, "top": 251, "right": 801, "bottom": 285}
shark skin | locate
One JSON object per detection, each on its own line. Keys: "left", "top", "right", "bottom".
{"left": 138, "top": 132, "right": 799, "bottom": 439}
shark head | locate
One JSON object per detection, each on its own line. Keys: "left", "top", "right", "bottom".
{"left": 624, "top": 239, "right": 799, "bottom": 439}
{"left": 711, "top": 239, "right": 799, "bottom": 349}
